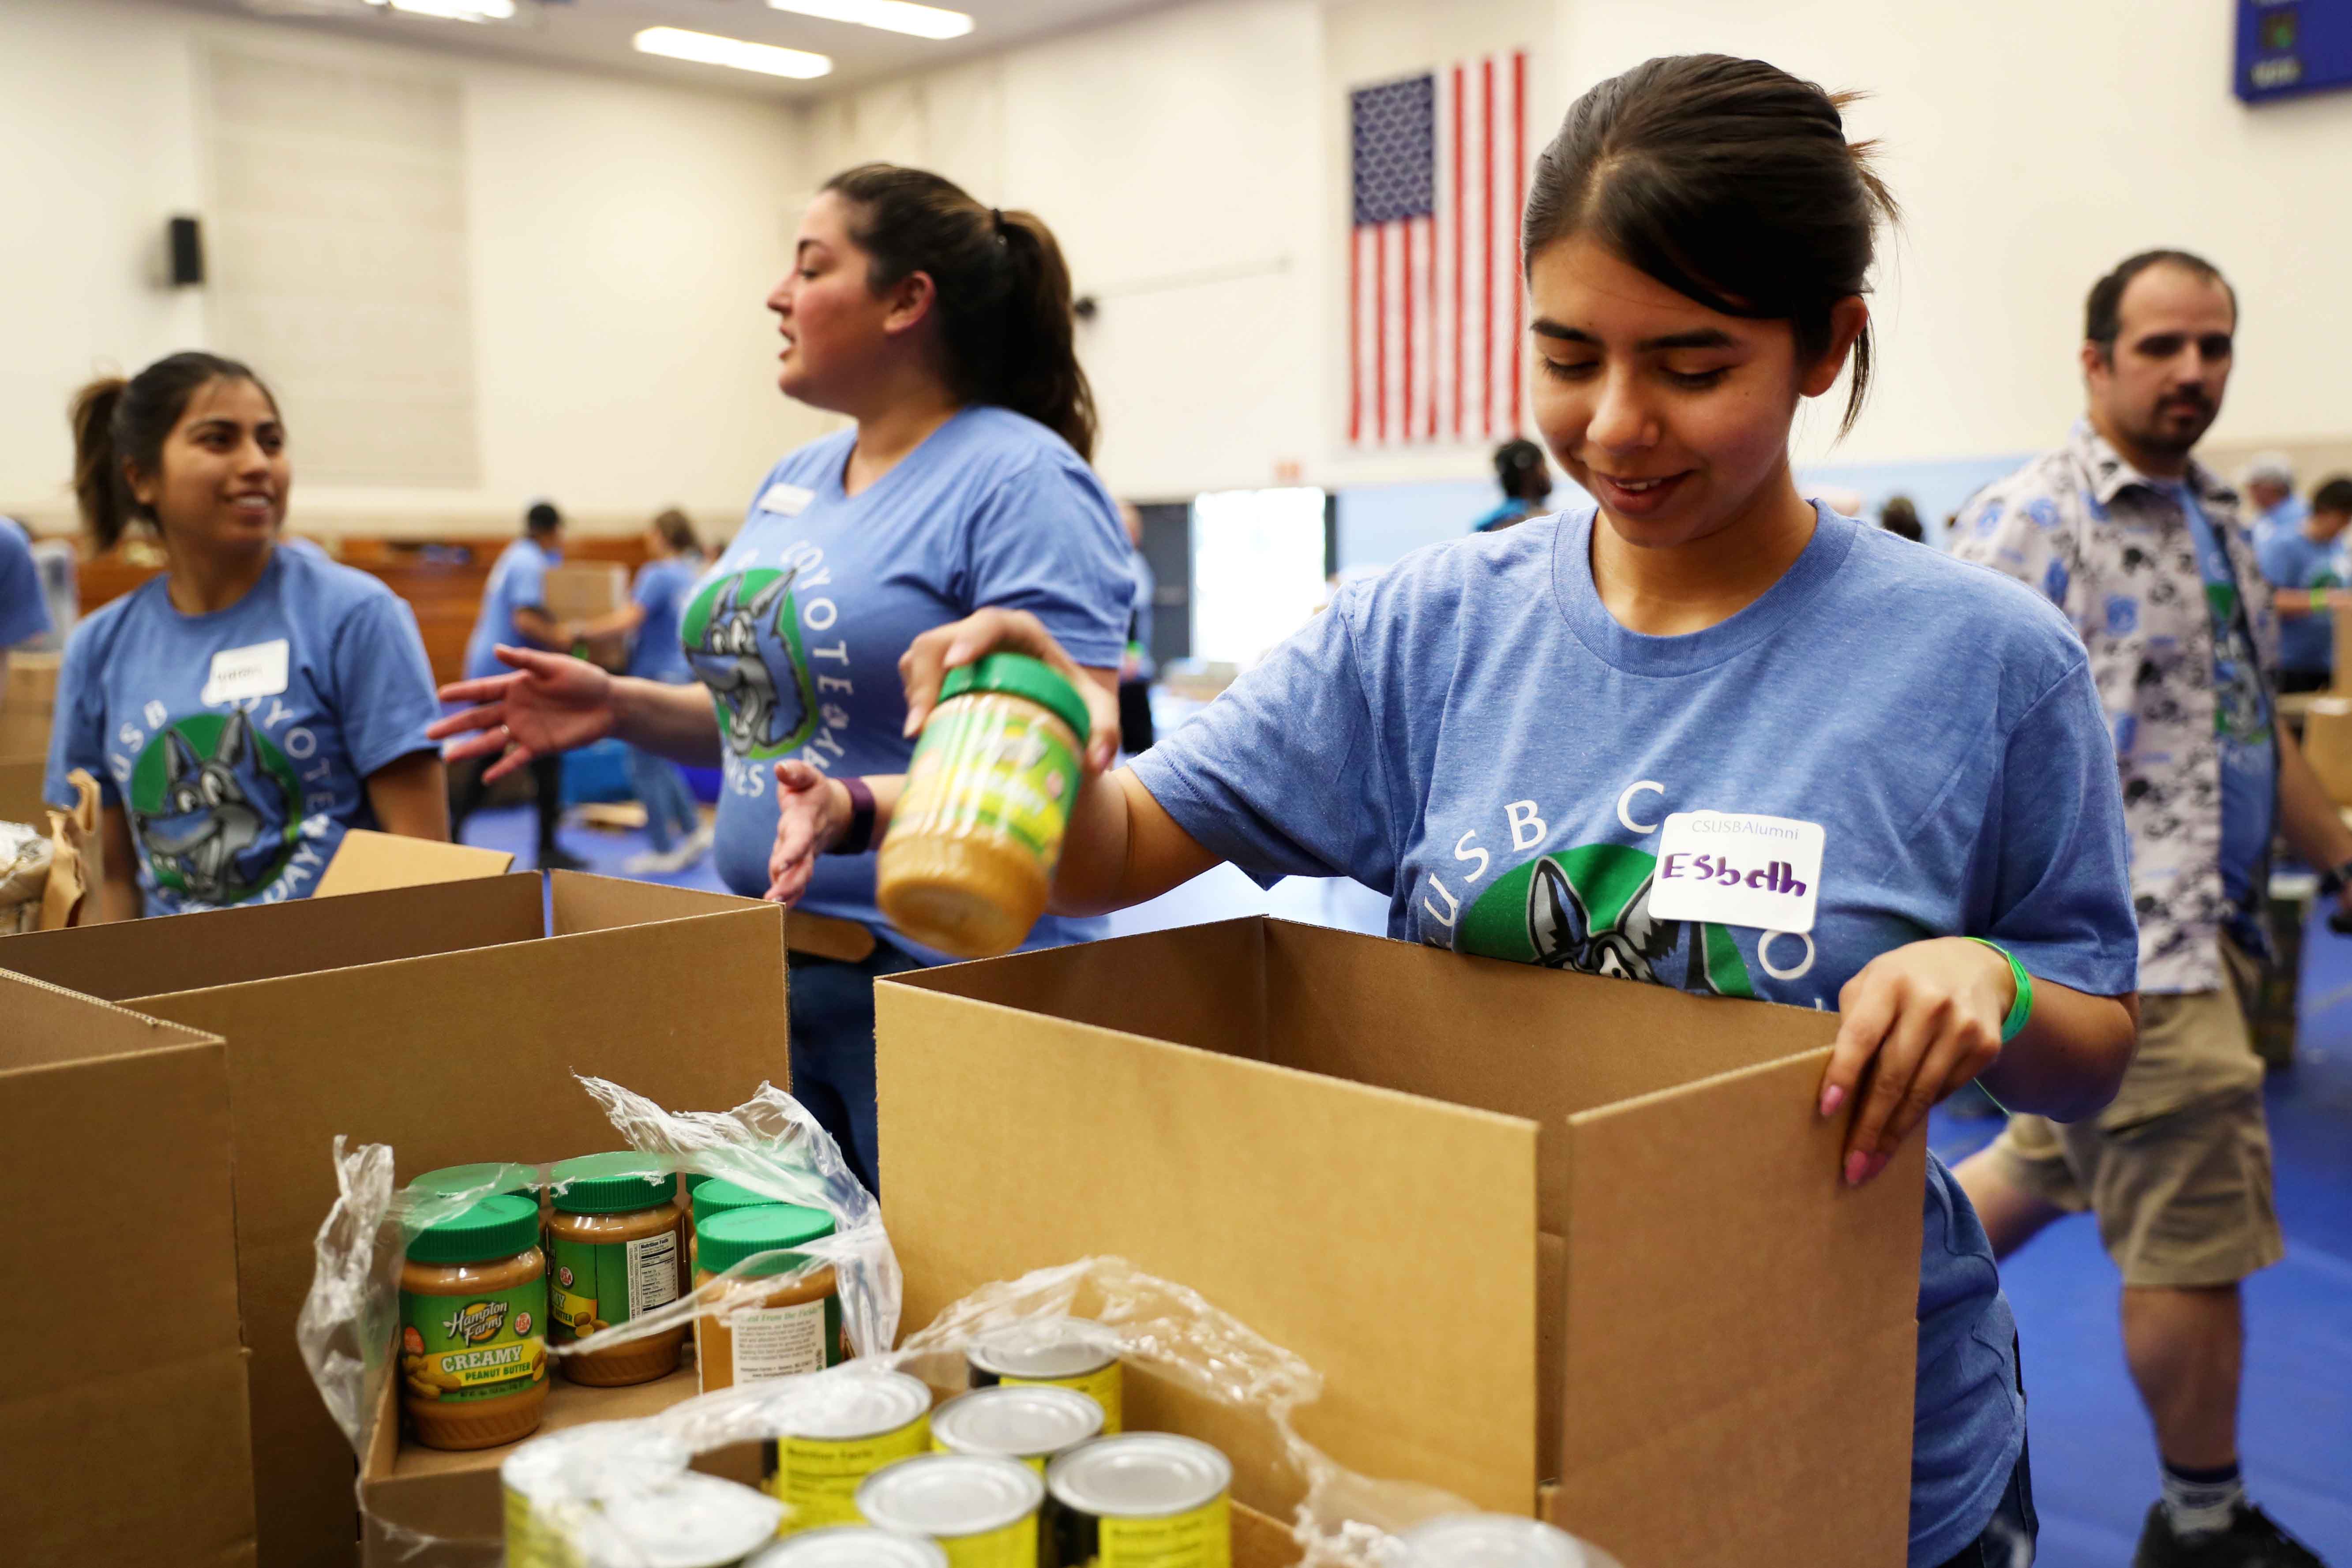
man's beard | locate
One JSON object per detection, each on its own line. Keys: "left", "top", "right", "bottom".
{"left": 2131, "top": 394, "right": 2218, "bottom": 457}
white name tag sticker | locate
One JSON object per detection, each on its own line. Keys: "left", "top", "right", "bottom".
{"left": 1647, "top": 811, "right": 1825, "bottom": 935}
{"left": 202, "top": 639, "right": 289, "bottom": 706}
{"left": 756, "top": 483, "right": 815, "bottom": 518}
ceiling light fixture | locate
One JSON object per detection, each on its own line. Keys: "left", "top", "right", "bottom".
{"left": 362, "top": 0, "right": 517, "bottom": 20}
{"left": 633, "top": 26, "right": 834, "bottom": 79}
{"left": 767, "top": 0, "right": 974, "bottom": 42}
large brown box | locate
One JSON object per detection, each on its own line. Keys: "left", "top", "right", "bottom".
{"left": 0, "top": 973, "right": 255, "bottom": 1566}
{"left": 876, "top": 918, "right": 1922, "bottom": 1568}
{"left": 0, "top": 872, "right": 792, "bottom": 1568}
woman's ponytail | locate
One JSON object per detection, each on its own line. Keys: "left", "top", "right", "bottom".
{"left": 70, "top": 377, "right": 131, "bottom": 551}
{"left": 823, "top": 164, "right": 1099, "bottom": 462}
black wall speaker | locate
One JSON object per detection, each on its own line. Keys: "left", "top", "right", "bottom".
{"left": 168, "top": 216, "right": 204, "bottom": 287}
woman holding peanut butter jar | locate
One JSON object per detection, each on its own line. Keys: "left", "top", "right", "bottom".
{"left": 763, "top": 58, "right": 2142, "bottom": 1568}
{"left": 428, "top": 165, "right": 1133, "bottom": 1197}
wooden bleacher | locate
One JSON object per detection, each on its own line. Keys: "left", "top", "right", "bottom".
{"left": 75, "top": 533, "right": 654, "bottom": 688}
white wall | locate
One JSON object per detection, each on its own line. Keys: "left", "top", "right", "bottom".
{"left": 788, "top": 0, "right": 2352, "bottom": 497}
{"left": 0, "top": 0, "right": 825, "bottom": 536}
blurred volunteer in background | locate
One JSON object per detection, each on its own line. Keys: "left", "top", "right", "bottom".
{"left": 1472, "top": 436, "right": 1555, "bottom": 532}
{"left": 430, "top": 163, "right": 1132, "bottom": 1193}
{"left": 450, "top": 499, "right": 579, "bottom": 871}
{"left": 567, "top": 508, "right": 713, "bottom": 874}
{"left": 48, "top": 352, "right": 445, "bottom": 920}
{"left": 1117, "top": 500, "right": 1157, "bottom": 754}
{"left": 2242, "top": 454, "right": 2304, "bottom": 551}
{"left": 768, "top": 58, "right": 2143, "bottom": 1568}
{"left": 0, "top": 517, "right": 53, "bottom": 683}
{"left": 2256, "top": 476, "right": 2352, "bottom": 695}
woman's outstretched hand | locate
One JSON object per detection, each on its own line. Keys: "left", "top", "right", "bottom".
{"left": 765, "top": 761, "right": 846, "bottom": 904}
{"left": 428, "top": 645, "right": 618, "bottom": 783}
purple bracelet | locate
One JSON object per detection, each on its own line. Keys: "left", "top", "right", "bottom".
{"left": 830, "top": 775, "right": 877, "bottom": 856}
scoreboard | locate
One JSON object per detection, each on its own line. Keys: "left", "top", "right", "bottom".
{"left": 2237, "top": 0, "right": 2352, "bottom": 103}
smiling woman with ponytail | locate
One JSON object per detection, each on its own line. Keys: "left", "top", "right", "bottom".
{"left": 430, "top": 165, "right": 1133, "bottom": 1195}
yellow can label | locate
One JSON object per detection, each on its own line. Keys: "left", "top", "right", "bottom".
{"left": 1002, "top": 1359, "right": 1123, "bottom": 1434}
{"left": 1096, "top": 1491, "right": 1229, "bottom": 1568}
{"left": 766, "top": 1416, "right": 932, "bottom": 1532}
{"left": 938, "top": 1513, "right": 1038, "bottom": 1568}
{"left": 899, "top": 703, "right": 1079, "bottom": 865}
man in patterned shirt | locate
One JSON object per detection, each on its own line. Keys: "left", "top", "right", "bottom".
{"left": 1952, "top": 250, "right": 2341, "bottom": 1568}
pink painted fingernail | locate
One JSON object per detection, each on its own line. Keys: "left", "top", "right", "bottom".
{"left": 1843, "top": 1151, "right": 1869, "bottom": 1186}
{"left": 1819, "top": 1084, "right": 1845, "bottom": 1117}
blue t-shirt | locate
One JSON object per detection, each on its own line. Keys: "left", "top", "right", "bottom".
{"left": 1126, "top": 549, "right": 1157, "bottom": 682}
{"left": 46, "top": 548, "right": 441, "bottom": 916}
{"left": 463, "top": 537, "right": 557, "bottom": 681}
{"left": 1132, "top": 505, "right": 2138, "bottom": 1566}
{"left": 2165, "top": 482, "right": 2277, "bottom": 914}
{"left": 690, "top": 406, "right": 1133, "bottom": 960}
{"left": 0, "top": 525, "right": 51, "bottom": 648}
{"left": 2254, "top": 523, "right": 2338, "bottom": 675}
{"left": 628, "top": 555, "right": 702, "bottom": 683}
{"left": 1471, "top": 498, "right": 1535, "bottom": 533}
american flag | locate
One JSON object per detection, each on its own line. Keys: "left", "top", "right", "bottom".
{"left": 1349, "top": 50, "right": 1530, "bottom": 449}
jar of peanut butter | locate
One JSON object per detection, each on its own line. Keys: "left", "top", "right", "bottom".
{"left": 694, "top": 1203, "right": 844, "bottom": 1393}
{"left": 876, "top": 653, "right": 1090, "bottom": 959}
{"left": 548, "top": 1152, "right": 686, "bottom": 1387}
{"left": 399, "top": 1193, "right": 550, "bottom": 1451}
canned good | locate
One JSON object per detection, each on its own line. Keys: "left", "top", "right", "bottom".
{"left": 502, "top": 1422, "right": 691, "bottom": 1568}
{"left": 761, "top": 1370, "right": 936, "bottom": 1533}
{"left": 1397, "top": 1514, "right": 1611, "bottom": 1567}
{"left": 581, "top": 1473, "right": 785, "bottom": 1568}
{"left": 967, "top": 1319, "right": 1123, "bottom": 1433}
{"left": 745, "top": 1526, "right": 950, "bottom": 1568}
{"left": 1046, "top": 1434, "right": 1230, "bottom": 1568}
{"left": 931, "top": 1385, "right": 1104, "bottom": 1473}
{"left": 857, "top": 1453, "right": 1044, "bottom": 1568}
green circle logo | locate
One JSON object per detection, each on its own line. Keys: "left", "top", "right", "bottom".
{"left": 682, "top": 567, "right": 820, "bottom": 758}
{"left": 129, "top": 709, "right": 301, "bottom": 904}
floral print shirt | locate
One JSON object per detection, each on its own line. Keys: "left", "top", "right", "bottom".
{"left": 1952, "top": 420, "right": 2278, "bottom": 994}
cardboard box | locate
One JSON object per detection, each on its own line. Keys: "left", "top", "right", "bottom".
{"left": 0, "top": 703, "right": 47, "bottom": 762}
{"left": 314, "top": 827, "right": 514, "bottom": 896}
{"left": 0, "top": 758, "right": 43, "bottom": 824}
{"left": 2301, "top": 697, "right": 2352, "bottom": 805}
{"left": 545, "top": 561, "right": 630, "bottom": 671}
{"left": 0, "top": 872, "right": 792, "bottom": 1568}
{"left": 876, "top": 918, "right": 1921, "bottom": 1568}
{"left": 4, "top": 649, "right": 60, "bottom": 711}
{"left": 0, "top": 973, "right": 256, "bottom": 1567}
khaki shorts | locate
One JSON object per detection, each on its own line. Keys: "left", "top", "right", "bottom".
{"left": 1984, "top": 943, "right": 2284, "bottom": 1289}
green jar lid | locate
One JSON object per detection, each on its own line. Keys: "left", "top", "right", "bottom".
{"left": 409, "top": 1162, "right": 538, "bottom": 1202}
{"left": 550, "top": 1152, "right": 678, "bottom": 1215}
{"left": 684, "top": 1173, "right": 715, "bottom": 1194}
{"left": 938, "top": 653, "right": 1090, "bottom": 747}
{"left": 694, "top": 1177, "right": 777, "bottom": 1224}
{"left": 696, "top": 1203, "right": 837, "bottom": 1277}
{"left": 407, "top": 1193, "right": 541, "bottom": 1265}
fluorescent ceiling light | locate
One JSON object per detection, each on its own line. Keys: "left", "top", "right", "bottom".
{"left": 633, "top": 26, "right": 834, "bottom": 79}
{"left": 768, "top": 0, "right": 974, "bottom": 41}
{"left": 364, "top": 0, "right": 516, "bottom": 19}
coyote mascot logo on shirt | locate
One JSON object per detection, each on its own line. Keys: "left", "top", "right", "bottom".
{"left": 1456, "top": 843, "right": 1757, "bottom": 999}
{"left": 683, "top": 568, "right": 819, "bottom": 758}
{"left": 129, "top": 708, "right": 300, "bottom": 904}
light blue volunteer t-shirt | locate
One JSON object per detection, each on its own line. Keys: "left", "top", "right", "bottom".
{"left": 2164, "top": 481, "right": 2277, "bottom": 917}
{"left": 463, "top": 537, "right": 558, "bottom": 681}
{"left": 46, "top": 548, "right": 441, "bottom": 916}
{"left": 2254, "top": 522, "right": 2337, "bottom": 677}
{"left": 628, "top": 555, "right": 701, "bottom": 683}
{"left": 689, "top": 406, "right": 1133, "bottom": 960}
{"left": 0, "top": 524, "right": 51, "bottom": 647}
{"left": 1132, "top": 505, "right": 2139, "bottom": 1567}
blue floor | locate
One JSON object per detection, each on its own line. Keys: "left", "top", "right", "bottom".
{"left": 469, "top": 800, "right": 2352, "bottom": 1564}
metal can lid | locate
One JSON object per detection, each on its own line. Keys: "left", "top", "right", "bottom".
{"left": 745, "top": 1528, "right": 949, "bottom": 1568}
{"left": 584, "top": 1474, "right": 785, "bottom": 1568}
{"left": 931, "top": 1385, "right": 1104, "bottom": 1461}
{"left": 856, "top": 1453, "right": 1044, "bottom": 1539}
{"left": 1045, "top": 1433, "right": 1230, "bottom": 1519}
{"left": 500, "top": 1422, "right": 691, "bottom": 1502}
{"left": 967, "top": 1318, "right": 1118, "bottom": 1381}
{"left": 771, "top": 1369, "right": 934, "bottom": 1441}
{"left": 1398, "top": 1515, "right": 1606, "bottom": 1568}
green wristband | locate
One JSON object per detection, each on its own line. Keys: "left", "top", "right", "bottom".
{"left": 1966, "top": 938, "right": 2033, "bottom": 1044}
{"left": 2314, "top": 587, "right": 2330, "bottom": 615}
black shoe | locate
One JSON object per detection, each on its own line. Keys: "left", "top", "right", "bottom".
{"left": 2134, "top": 1502, "right": 2329, "bottom": 1568}
{"left": 538, "top": 846, "right": 588, "bottom": 873}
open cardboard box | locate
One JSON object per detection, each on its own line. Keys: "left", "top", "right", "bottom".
{"left": 2300, "top": 697, "right": 2352, "bottom": 805}
{"left": 0, "top": 870, "right": 795, "bottom": 1568}
{"left": 547, "top": 561, "right": 630, "bottom": 672}
{"left": 4, "top": 648, "right": 60, "bottom": 712}
{"left": 1, "top": 972, "right": 255, "bottom": 1567}
{"left": 314, "top": 827, "right": 514, "bottom": 895}
{"left": 877, "top": 917, "right": 1923, "bottom": 1568}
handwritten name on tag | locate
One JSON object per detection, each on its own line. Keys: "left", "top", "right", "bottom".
{"left": 1646, "top": 811, "right": 1825, "bottom": 935}
{"left": 202, "top": 639, "right": 290, "bottom": 706}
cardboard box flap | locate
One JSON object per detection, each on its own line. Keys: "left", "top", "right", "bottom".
{"left": 314, "top": 829, "right": 514, "bottom": 897}
{"left": 0, "top": 757, "right": 44, "bottom": 825}
{"left": 0, "top": 872, "right": 545, "bottom": 1002}
{"left": 878, "top": 967, "right": 1542, "bottom": 1516}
